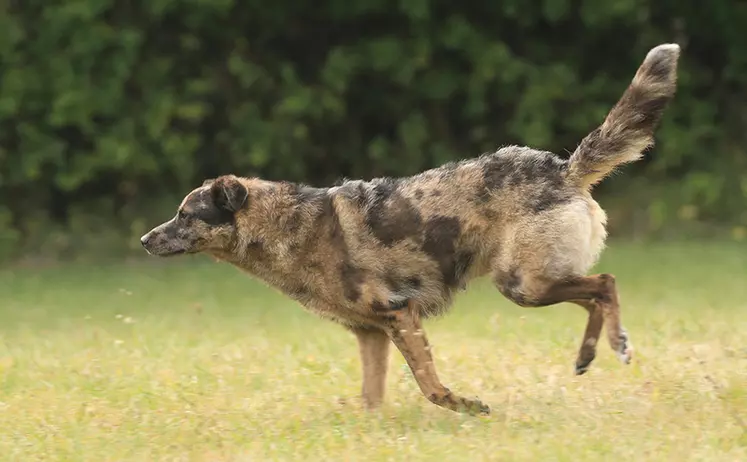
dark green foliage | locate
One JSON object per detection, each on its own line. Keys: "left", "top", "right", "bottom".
{"left": 1, "top": 0, "right": 746, "bottom": 260}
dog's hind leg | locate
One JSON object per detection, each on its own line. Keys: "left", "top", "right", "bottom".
{"left": 571, "top": 299, "right": 605, "bottom": 374}
{"left": 381, "top": 301, "right": 490, "bottom": 415}
{"left": 495, "top": 272, "right": 632, "bottom": 374}
{"left": 350, "top": 326, "right": 390, "bottom": 409}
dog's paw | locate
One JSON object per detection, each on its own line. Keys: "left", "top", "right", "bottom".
{"left": 575, "top": 356, "right": 595, "bottom": 375}
{"left": 472, "top": 399, "right": 491, "bottom": 416}
{"left": 616, "top": 328, "right": 633, "bottom": 364}
{"left": 460, "top": 397, "right": 491, "bottom": 416}
{"left": 575, "top": 341, "right": 597, "bottom": 375}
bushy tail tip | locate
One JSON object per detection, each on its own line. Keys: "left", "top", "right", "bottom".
{"left": 566, "top": 43, "right": 681, "bottom": 189}
{"left": 633, "top": 43, "right": 680, "bottom": 88}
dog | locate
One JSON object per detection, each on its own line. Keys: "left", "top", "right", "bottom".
{"left": 141, "top": 44, "right": 680, "bottom": 415}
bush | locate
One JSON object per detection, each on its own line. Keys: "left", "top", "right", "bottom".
{"left": 1, "top": 0, "right": 746, "bottom": 260}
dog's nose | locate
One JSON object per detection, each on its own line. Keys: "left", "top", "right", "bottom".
{"left": 140, "top": 234, "right": 150, "bottom": 247}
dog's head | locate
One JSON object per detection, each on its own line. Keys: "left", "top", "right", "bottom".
{"left": 140, "top": 175, "right": 248, "bottom": 257}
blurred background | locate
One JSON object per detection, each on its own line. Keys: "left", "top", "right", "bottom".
{"left": 1, "top": 0, "right": 745, "bottom": 264}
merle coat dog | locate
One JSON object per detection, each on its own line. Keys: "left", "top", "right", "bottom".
{"left": 141, "top": 44, "right": 681, "bottom": 415}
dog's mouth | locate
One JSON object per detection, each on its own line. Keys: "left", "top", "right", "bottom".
{"left": 144, "top": 247, "right": 187, "bottom": 257}
{"left": 158, "top": 249, "right": 187, "bottom": 257}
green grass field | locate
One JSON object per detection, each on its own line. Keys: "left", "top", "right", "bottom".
{"left": 0, "top": 241, "right": 745, "bottom": 461}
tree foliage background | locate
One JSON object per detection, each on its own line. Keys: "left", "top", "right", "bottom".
{"left": 0, "top": 0, "right": 745, "bottom": 261}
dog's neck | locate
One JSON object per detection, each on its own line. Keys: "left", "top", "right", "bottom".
{"left": 207, "top": 181, "right": 334, "bottom": 297}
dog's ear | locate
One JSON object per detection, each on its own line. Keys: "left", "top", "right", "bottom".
{"left": 210, "top": 175, "right": 248, "bottom": 212}
{"left": 201, "top": 178, "right": 216, "bottom": 187}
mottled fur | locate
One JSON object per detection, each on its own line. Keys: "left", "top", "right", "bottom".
{"left": 141, "top": 44, "right": 681, "bottom": 415}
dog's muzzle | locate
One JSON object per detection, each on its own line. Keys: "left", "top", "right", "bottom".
{"left": 140, "top": 233, "right": 153, "bottom": 254}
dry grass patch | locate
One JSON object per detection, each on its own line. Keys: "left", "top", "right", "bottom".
{"left": 0, "top": 241, "right": 745, "bottom": 461}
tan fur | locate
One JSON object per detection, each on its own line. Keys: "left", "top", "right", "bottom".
{"left": 141, "top": 44, "right": 680, "bottom": 415}
{"left": 351, "top": 326, "right": 390, "bottom": 408}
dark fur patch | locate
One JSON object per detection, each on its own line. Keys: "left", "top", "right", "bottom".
{"left": 495, "top": 269, "right": 531, "bottom": 306}
{"left": 421, "top": 216, "right": 471, "bottom": 288}
{"left": 475, "top": 188, "right": 492, "bottom": 205}
{"left": 163, "top": 222, "right": 180, "bottom": 240}
{"left": 451, "top": 251, "right": 474, "bottom": 288}
{"left": 375, "top": 273, "right": 422, "bottom": 311}
{"left": 246, "top": 240, "right": 264, "bottom": 252}
{"left": 481, "top": 156, "right": 515, "bottom": 191}
{"left": 371, "top": 297, "right": 409, "bottom": 312}
{"left": 286, "top": 210, "right": 303, "bottom": 232}
{"left": 365, "top": 179, "right": 423, "bottom": 246}
{"left": 479, "top": 206, "right": 498, "bottom": 220}
{"left": 384, "top": 274, "right": 422, "bottom": 293}
{"left": 337, "top": 180, "right": 370, "bottom": 208}
{"left": 340, "top": 261, "right": 365, "bottom": 302}
{"left": 481, "top": 151, "right": 571, "bottom": 213}
{"left": 573, "top": 128, "right": 626, "bottom": 170}
{"left": 630, "top": 92, "right": 670, "bottom": 132}
{"left": 406, "top": 276, "right": 422, "bottom": 289}
{"left": 593, "top": 274, "right": 615, "bottom": 304}
{"left": 288, "top": 283, "right": 312, "bottom": 302}
{"left": 285, "top": 185, "right": 327, "bottom": 232}
{"left": 290, "top": 184, "right": 327, "bottom": 203}
{"left": 211, "top": 176, "right": 248, "bottom": 212}
{"left": 244, "top": 240, "right": 266, "bottom": 262}
{"left": 184, "top": 190, "right": 235, "bottom": 226}
{"left": 414, "top": 189, "right": 424, "bottom": 200}
{"left": 528, "top": 184, "right": 569, "bottom": 213}
{"left": 320, "top": 195, "right": 344, "bottom": 243}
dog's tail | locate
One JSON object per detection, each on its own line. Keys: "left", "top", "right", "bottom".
{"left": 566, "top": 44, "right": 681, "bottom": 189}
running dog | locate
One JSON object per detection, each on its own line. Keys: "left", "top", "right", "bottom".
{"left": 141, "top": 44, "right": 681, "bottom": 415}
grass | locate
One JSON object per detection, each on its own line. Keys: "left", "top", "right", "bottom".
{"left": 0, "top": 241, "right": 745, "bottom": 461}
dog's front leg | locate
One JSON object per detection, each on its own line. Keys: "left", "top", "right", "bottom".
{"left": 384, "top": 301, "right": 490, "bottom": 415}
{"left": 350, "top": 326, "right": 390, "bottom": 409}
